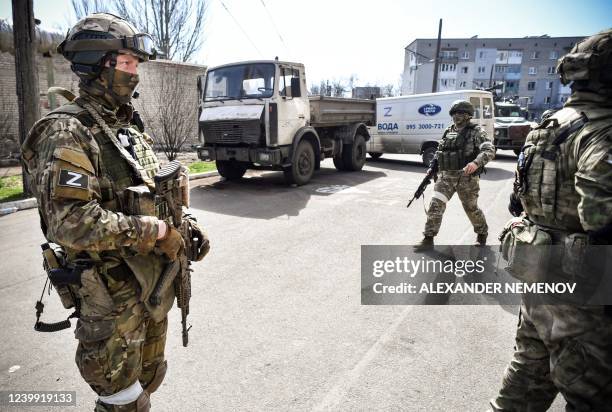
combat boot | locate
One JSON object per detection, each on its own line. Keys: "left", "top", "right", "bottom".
{"left": 414, "top": 236, "right": 434, "bottom": 252}
{"left": 476, "top": 233, "right": 487, "bottom": 246}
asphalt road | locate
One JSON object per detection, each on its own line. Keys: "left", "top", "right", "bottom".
{"left": 0, "top": 151, "right": 564, "bottom": 411}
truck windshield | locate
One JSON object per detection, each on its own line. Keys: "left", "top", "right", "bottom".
{"left": 204, "top": 63, "right": 275, "bottom": 101}
{"left": 495, "top": 105, "right": 521, "bottom": 117}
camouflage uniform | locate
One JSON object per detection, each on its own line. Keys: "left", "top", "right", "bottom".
{"left": 21, "top": 14, "right": 187, "bottom": 412}
{"left": 491, "top": 29, "right": 612, "bottom": 411}
{"left": 423, "top": 123, "right": 495, "bottom": 237}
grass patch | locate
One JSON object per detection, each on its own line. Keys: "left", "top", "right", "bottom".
{"left": 0, "top": 175, "right": 26, "bottom": 202}
{"left": 188, "top": 161, "right": 217, "bottom": 174}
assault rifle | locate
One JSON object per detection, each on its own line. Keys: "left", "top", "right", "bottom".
{"left": 407, "top": 159, "right": 438, "bottom": 208}
{"left": 149, "top": 161, "right": 208, "bottom": 347}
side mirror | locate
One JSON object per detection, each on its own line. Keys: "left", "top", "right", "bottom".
{"left": 291, "top": 77, "right": 301, "bottom": 98}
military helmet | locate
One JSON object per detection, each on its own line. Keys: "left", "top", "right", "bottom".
{"left": 449, "top": 100, "right": 474, "bottom": 116}
{"left": 57, "top": 13, "right": 157, "bottom": 80}
{"left": 557, "top": 28, "right": 612, "bottom": 86}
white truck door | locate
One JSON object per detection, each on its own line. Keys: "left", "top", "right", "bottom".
{"left": 277, "top": 66, "right": 308, "bottom": 146}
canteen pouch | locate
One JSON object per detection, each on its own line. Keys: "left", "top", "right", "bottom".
{"left": 499, "top": 217, "right": 553, "bottom": 283}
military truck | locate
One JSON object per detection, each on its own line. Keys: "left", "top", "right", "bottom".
{"left": 196, "top": 60, "right": 375, "bottom": 185}
{"left": 493, "top": 102, "right": 532, "bottom": 155}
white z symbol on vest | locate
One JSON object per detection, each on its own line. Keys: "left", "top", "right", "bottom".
{"left": 66, "top": 172, "right": 83, "bottom": 186}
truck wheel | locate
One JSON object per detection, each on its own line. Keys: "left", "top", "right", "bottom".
{"left": 422, "top": 147, "right": 436, "bottom": 167}
{"left": 368, "top": 152, "right": 383, "bottom": 160}
{"left": 342, "top": 134, "right": 367, "bottom": 171}
{"left": 216, "top": 160, "right": 247, "bottom": 180}
{"left": 333, "top": 155, "right": 346, "bottom": 171}
{"left": 284, "top": 140, "right": 315, "bottom": 185}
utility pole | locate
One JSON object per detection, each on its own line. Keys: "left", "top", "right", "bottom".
{"left": 12, "top": 0, "right": 40, "bottom": 195}
{"left": 431, "top": 18, "right": 442, "bottom": 93}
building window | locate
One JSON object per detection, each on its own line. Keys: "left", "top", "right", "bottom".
{"left": 495, "top": 65, "right": 507, "bottom": 73}
{"left": 459, "top": 81, "right": 467, "bottom": 87}
{"left": 440, "top": 63, "right": 456, "bottom": 72}
{"left": 528, "top": 96, "right": 534, "bottom": 104}
{"left": 441, "top": 50, "right": 457, "bottom": 59}
{"left": 550, "top": 51, "right": 558, "bottom": 59}
{"left": 545, "top": 96, "right": 551, "bottom": 104}
{"left": 529, "top": 67, "right": 537, "bottom": 75}
{"left": 461, "top": 66, "right": 468, "bottom": 74}
{"left": 478, "top": 66, "right": 486, "bottom": 73}
{"left": 527, "top": 81, "right": 536, "bottom": 90}
{"left": 531, "top": 51, "right": 540, "bottom": 59}
{"left": 479, "top": 82, "right": 484, "bottom": 87}
{"left": 546, "top": 81, "right": 554, "bottom": 90}
{"left": 547, "top": 66, "right": 556, "bottom": 74}
{"left": 479, "top": 51, "right": 485, "bottom": 59}
{"left": 461, "top": 51, "right": 469, "bottom": 59}
{"left": 507, "top": 81, "right": 515, "bottom": 88}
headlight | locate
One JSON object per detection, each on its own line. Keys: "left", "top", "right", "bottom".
{"left": 259, "top": 153, "right": 271, "bottom": 162}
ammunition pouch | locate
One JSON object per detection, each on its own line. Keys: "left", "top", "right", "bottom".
{"left": 499, "top": 217, "right": 552, "bottom": 283}
{"left": 124, "top": 185, "right": 156, "bottom": 216}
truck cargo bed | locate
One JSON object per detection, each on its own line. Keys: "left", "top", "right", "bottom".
{"left": 308, "top": 96, "right": 375, "bottom": 127}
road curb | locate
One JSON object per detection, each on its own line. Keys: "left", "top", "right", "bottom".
{"left": 0, "top": 171, "right": 219, "bottom": 216}
{"left": 0, "top": 197, "right": 37, "bottom": 215}
{"left": 189, "top": 170, "right": 219, "bottom": 180}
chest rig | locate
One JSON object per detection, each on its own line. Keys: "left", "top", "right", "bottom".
{"left": 437, "top": 124, "right": 478, "bottom": 171}
{"left": 515, "top": 110, "right": 590, "bottom": 232}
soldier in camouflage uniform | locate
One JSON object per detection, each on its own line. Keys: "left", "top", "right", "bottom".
{"left": 21, "top": 13, "right": 208, "bottom": 411}
{"left": 414, "top": 100, "right": 495, "bottom": 251}
{"left": 491, "top": 29, "right": 612, "bottom": 411}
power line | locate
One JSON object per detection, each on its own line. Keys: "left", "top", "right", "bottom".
{"left": 218, "top": 0, "right": 264, "bottom": 58}
{"left": 259, "top": 0, "right": 290, "bottom": 56}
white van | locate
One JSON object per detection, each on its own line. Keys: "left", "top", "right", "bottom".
{"left": 367, "top": 90, "right": 495, "bottom": 166}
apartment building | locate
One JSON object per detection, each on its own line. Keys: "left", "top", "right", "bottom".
{"left": 401, "top": 35, "right": 584, "bottom": 119}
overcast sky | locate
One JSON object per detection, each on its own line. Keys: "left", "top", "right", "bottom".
{"left": 1, "top": 0, "right": 611, "bottom": 88}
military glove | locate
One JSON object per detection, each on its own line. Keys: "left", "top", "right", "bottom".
{"left": 508, "top": 192, "right": 524, "bottom": 217}
{"left": 182, "top": 215, "right": 210, "bottom": 261}
{"left": 156, "top": 225, "right": 184, "bottom": 261}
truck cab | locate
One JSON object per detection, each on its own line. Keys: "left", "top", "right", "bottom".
{"left": 197, "top": 60, "right": 374, "bottom": 185}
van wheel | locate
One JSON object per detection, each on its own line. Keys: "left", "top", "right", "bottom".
{"left": 368, "top": 152, "right": 383, "bottom": 159}
{"left": 342, "top": 134, "right": 367, "bottom": 171}
{"left": 421, "top": 147, "right": 437, "bottom": 167}
{"left": 284, "top": 140, "right": 315, "bottom": 185}
{"left": 216, "top": 160, "right": 247, "bottom": 180}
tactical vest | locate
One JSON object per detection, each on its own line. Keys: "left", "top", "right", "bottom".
{"left": 517, "top": 108, "right": 610, "bottom": 232}
{"left": 47, "top": 101, "right": 159, "bottom": 214}
{"left": 437, "top": 124, "right": 478, "bottom": 171}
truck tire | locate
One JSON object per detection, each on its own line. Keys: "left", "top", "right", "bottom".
{"left": 342, "top": 134, "right": 367, "bottom": 171}
{"left": 216, "top": 160, "right": 247, "bottom": 180}
{"left": 284, "top": 140, "right": 315, "bottom": 185}
{"left": 368, "top": 152, "right": 383, "bottom": 160}
{"left": 421, "top": 147, "right": 437, "bottom": 167}
{"left": 333, "top": 155, "right": 346, "bottom": 171}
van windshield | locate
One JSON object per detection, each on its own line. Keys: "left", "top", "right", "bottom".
{"left": 204, "top": 63, "right": 275, "bottom": 101}
{"left": 495, "top": 105, "right": 521, "bottom": 117}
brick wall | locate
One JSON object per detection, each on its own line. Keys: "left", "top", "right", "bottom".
{"left": 0, "top": 51, "right": 206, "bottom": 157}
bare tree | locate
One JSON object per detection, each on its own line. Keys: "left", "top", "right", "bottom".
{"left": 142, "top": 66, "right": 194, "bottom": 161}
{"left": 382, "top": 83, "right": 394, "bottom": 97}
{"left": 331, "top": 80, "right": 345, "bottom": 97}
{"left": 114, "top": 0, "right": 207, "bottom": 62}
{"left": 71, "top": 0, "right": 111, "bottom": 20}
{"left": 309, "top": 84, "right": 320, "bottom": 96}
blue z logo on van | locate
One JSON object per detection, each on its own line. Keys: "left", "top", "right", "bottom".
{"left": 418, "top": 104, "right": 442, "bottom": 116}
{"left": 383, "top": 107, "right": 392, "bottom": 117}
